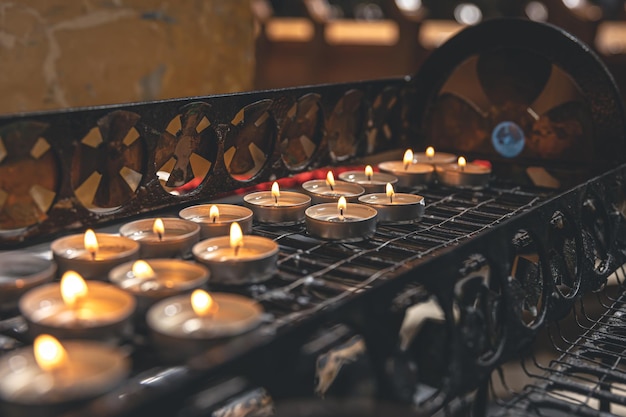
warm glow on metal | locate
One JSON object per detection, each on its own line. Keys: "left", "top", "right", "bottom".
{"left": 191, "top": 289, "right": 217, "bottom": 317}
{"left": 34, "top": 334, "right": 67, "bottom": 372}
{"left": 386, "top": 183, "right": 395, "bottom": 203}
{"left": 132, "top": 260, "right": 156, "bottom": 279}
{"left": 426, "top": 146, "right": 435, "bottom": 158}
{"left": 365, "top": 165, "right": 374, "bottom": 181}
{"left": 84, "top": 229, "right": 98, "bottom": 258}
{"left": 271, "top": 181, "right": 280, "bottom": 204}
{"left": 153, "top": 218, "right": 165, "bottom": 240}
{"left": 210, "top": 205, "right": 220, "bottom": 223}
{"left": 403, "top": 149, "right": 414, "bottom": 170}
{"left": 230, "top": 222, "right": 243, "bottom": 255}
{"left": 326, "top": 171, "right": 336, "bottom": 190}
{"left": 60, "top": 271, "right": 88, "bottom": 308}
{"left": 337, "top": 196, "right": 347, "bottom": 220}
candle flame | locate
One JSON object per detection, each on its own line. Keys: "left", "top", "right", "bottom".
{"left": 60, "top": 271, "right": 88, "bottom": 308}
{"left": 403, "top": 149, "right": 414, "bottom": 170}
{"left": 386, "top": 183, "right": 395, "bottom": 203}
{"left": 338, "top": 196, "right": 347, "bottom": 220}
{"left": 458, "top": 156, "right": 467, "bottom": 172}
{"left": 230, "top": 222, "right": 243, "bottom": 256}
{"left": 34, "top": 334, "right": 67, "bottom": 372}
{"left": 84, "top": 229, "right": 98, "bottom": 260}
{"left": 326, "top": 171, "right": 335, "bottom": 191}
{"left": 132, "top": 260, "right": 156, "bottom": 279}
{"left": 153, "top": 218, "right": 165, "bottom": 241}
{"left": 365, "top": 165, "right": 373, "bottom": 181}
{"left": 210, "top": 205, "right": 220, "bottom": 223}
{"left": 426, "top": 146, "right": 435, "bottom": 158}
{"left": 191, "top": 289, "right": 217, "bottom": 317}
{"left": 271, "top": 181, "right": 280, "bottom": 204}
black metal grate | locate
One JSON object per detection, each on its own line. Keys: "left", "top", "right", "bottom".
{"left": 490, "top": 266, "right": 626, "bottom": 417}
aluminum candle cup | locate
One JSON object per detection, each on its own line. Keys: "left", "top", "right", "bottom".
{"left": 179, "top": 204, "right": 253, "bottom": 239}
{"left": 377, "top": 161, "right": 434, "bottom": 188}
{"left": 19, "top": 281, "right": 136, "bottom": 342}
{"left": 243, "top": 185, "right": 311, "bottom": 225}
{"left": 305, "top": 203, "right": 378, "bottom": 242}
{"left": 51, "top": 232, "right": 139, "bottom": 280}
{"left": 0, "top": 253, "right": 56, "bottom": 312}
{"left": 192, "top": 236, "right": 278, "bottom": 285}
{"left": 301, "top": 180, "right": 364, "bottom": 204}
{"left": 109, "top": 259, "right": 210, "bottom": 315}
{"left": 0, "top": 338, "right": 129, "bottom": 415}
{"left": 435, "top": 158, "right": 491, "bottom": 189}
{"left": 119, "top": 218, "right": 200, "bottom": 258}
{"left": 338, "top": 170, "right": 398, "bottom": 194}
{"left": 147, "top": 292, "right": 264, "bottom": 363}
{"left": 415, "top": 147, "right": 457, "bottom": 165}
{"left": 358, "top": 193, "right": 425, "bottom": 224}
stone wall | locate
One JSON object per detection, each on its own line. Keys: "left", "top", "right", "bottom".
{"left": 0, "top": 1, "right": 254, "bottom": 114}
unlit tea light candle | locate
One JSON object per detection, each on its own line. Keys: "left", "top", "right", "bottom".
{"left": 51, "top": 229, "right": 140, "bottom": 280}
{"left": 179, "top": 204, "right": 253, "bottom": 239}
{"left": 109, "top": 259, "right": 209, "bottom": 314}
{"left": 378, "top": 149, "right": 434, "bottom": 188}
{"left": 119, "top": 217, "right": 200, "bottom": 258}
{"left": 302, "top": 171, "right": 365, "bottom": 204}
{"left": 147, "top": 289, "right": 264, "bottom": 363}
{"left": 0, "top": 334, "right": 128, "bottom": 409}
{"left": 359, "top": 183, "right": 425, "bottom": 224}
{"left": 436, "top": 156, "right": 491, "bottom": 189}
{"left": 244, "top": 182, "right": 311, "bottom": 225}
{"left": 338, "top": 165, "right": 398, "bottom": 194}
{"left": 192, "top": 222, "right": 278, "bottom": 285}
{"left": 0, "top": 252, "right": 56, "bottom": 312}
{"left": 19, "top": 271, "right": 136, "bottom": 341}
{"left": 305, "top": 196, "right": 377, "bottom": 242}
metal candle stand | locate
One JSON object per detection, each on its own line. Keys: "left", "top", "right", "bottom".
{"left": 0, "top": 18, "right": 624, "bottom": 417}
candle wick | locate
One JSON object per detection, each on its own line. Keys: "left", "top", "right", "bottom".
{"left": 212, "top": 216, "right": 216, "bottom": 223}
{"left": 404, "top": 162, "right": 409, "bottom": 171}
{"left": 367, "top": 175, "right": 372, "bottom": 182}
{"left": 329, "top": 184, "right": 334, "bottom": 192}
{"left": 274, "top": 195, "right": 278, "bottom": 205}
{"left": 234, "top": 244, "right": 240, "bottom": 257}
{"left": 340, "top": 207, "right": 344, "bottom": 221}
{"left": 157, "top": 232, "right": 163, "bottom": 242}
{"left": 460, "top": 165, "right": 465, "bottom": 173}
{"left": 90, "top": 250, "right": 96, "bottom": 261}
{"left": 390, "top": 195, "right": 393, "bottom": 204}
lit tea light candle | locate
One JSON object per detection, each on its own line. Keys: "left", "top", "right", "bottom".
{"left": 109, "top": 259, "right": 209, "bottom": 314}
{"left": 416, "top": 146, "right": 456, "bottom": 165}
{"left": 51, "top": 229, "right": 140, "bottom": 280}
{"left": 338, "top": 164, "right": 399, "bottom": 193}
{"left": 358, "top": 183, "right": 425, "bottom": 224}
{"left": 146, "top": 289, "right": 264, "bottom": 363}
{"left": 192, "top": 222, "right": 278, "bottom": 285}
{"left": 378, "top": 149, "right": 434, "bottom": 188}
{"left": 119, "top": 217, "right": 200, "bottom": 258}
{"left": 0, "top": 334, "right": 129, "bottom": 410}
{"left": 305, "top": 196, "right": 378, "bottom": 241}
{"left": 436, "top": 156, "right": 491, "bottom": 189}
{"left": 19, "top": 271, "right": 136, "bottom": 341}
{"left": 302, "top": 170, "right": 365, "bottom": 204}
{"left": 0, "top": 252, "right": 56, "bottom": 313}
{"left": 243, "top": 181, "right": 311, "bottom": 225}
{"left": 179, "top": 204, "right": 253, "bottom": 239}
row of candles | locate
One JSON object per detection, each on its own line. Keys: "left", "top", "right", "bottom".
{"left": 0, "top": 148, "right": 491, "bottom": 410}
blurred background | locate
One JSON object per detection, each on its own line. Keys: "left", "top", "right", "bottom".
{"left": 0, "top": 0, "right": 625, "bottom": 114}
